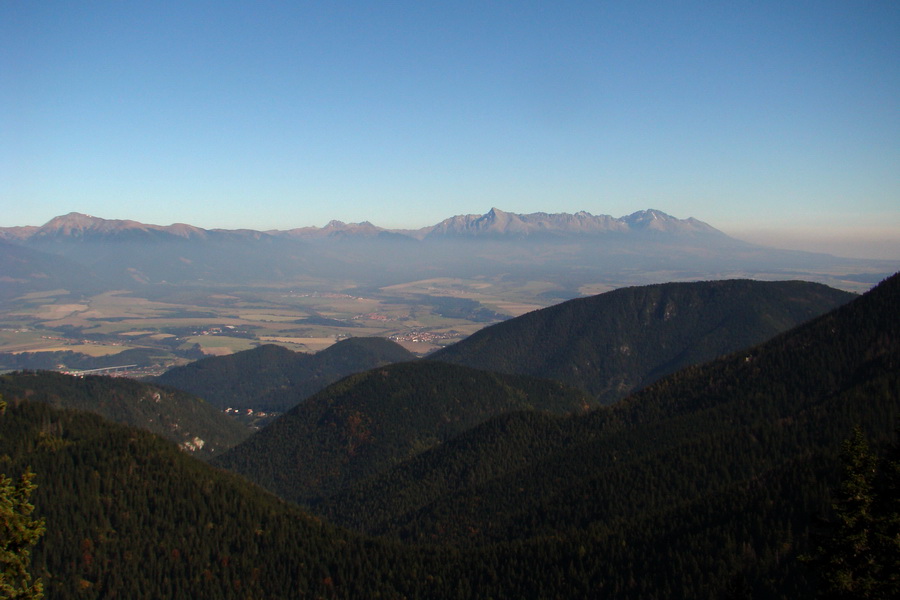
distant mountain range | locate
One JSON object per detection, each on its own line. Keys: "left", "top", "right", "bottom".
{"left": 1, "top": 208, "right": 894, "bottom": 295}
{"left": 0, "top": 208, "right": 725, "bottom": 242}
{"left": 419, "top": 207, "right": 723, "bottom": 239}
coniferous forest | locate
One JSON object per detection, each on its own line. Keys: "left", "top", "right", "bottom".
{"left": 0, "top": 274, "right": 897, "bottom": 598}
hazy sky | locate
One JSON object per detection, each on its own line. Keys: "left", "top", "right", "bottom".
{"left": 3, "top": 1, "right": 898, "bottom": 258}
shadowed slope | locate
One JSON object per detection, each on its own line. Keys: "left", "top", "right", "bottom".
{"left": 155, "top": 337, "right": 415, "bottom": 412}
{"left": 0, "top": 371, "right": 249, "bottom": 458}
{"left": 212, "top": 360, "right": 591, "bottom": 504}
{"left": 319, "top": 273, "right": 899, "bottom": 592}
{"left": 431, "top": 279, "right": 855, "bottom": 404}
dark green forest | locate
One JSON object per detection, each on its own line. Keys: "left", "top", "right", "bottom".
{"left": 431, "top": 279, "right": 854, "bottom": 404}
{"left": 212, "top": 361, "right": 592, "bottom": 504}
{"left": 153, "top": 336, "right": 415, "bottom": 412}
{"left": 0, "top": 371, "right": 248, "bottom": 458}
{"left": 312, "top": 274, "right": 898, "bottom": 556}
{"left": 0, "top": 401, "right": 441, "bottom": 599}
{"left": 0, "top": 274, "right": 896, "bottom": 598}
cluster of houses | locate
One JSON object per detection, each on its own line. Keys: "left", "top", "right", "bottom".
{"left": 223, "top": 407, "right": 271, "bottom": 418}
{"left": 389, "top": 329, "right": 459, "bottom": 344}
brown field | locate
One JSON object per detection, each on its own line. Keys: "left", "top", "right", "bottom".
{"left": 0, "top": 276, "right": 564, "bottom": 369}
{"left": 258, "top": 336, "right": 338, "bottom": 352}
{"left": 2, "top": 263, "right": 887, "bottom": 373}
{"left": 486, "top": 301, "right": 545, "bottom": 317}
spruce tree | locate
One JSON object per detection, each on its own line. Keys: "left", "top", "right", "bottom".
{"left": 0, "top": 398, "right": 46, "bottom": 600}
{"left": 806, "top": 427, "right": 900, "bottom": 599}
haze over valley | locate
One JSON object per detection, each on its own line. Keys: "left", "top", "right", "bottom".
{"left": 1, "top": 208, "right": 895, "bottom": 376}
{"left": 3, "top": 2, "right": 899, "bottom": 597}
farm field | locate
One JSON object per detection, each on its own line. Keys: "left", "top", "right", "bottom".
{"left": 0, "top": 276, "right": 559, "bottom": 373}
{"left": 3, "top": 258, "right": 888, "bottom": 376}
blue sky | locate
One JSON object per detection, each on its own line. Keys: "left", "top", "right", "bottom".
{"left": 2, "top": 1, "right": 898, "bottom": 257}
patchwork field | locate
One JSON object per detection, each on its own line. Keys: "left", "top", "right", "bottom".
{"left": 0, "top": 276, "right": 567, "bottom": 373}
{"left": 4, "top": 259, "right": 887, "bottom": 376}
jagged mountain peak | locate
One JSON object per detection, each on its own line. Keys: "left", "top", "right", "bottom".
{"left": 476, "top": 208, "right": 527, "bottom": 232}
{"left": 624, "top": 208, "right": 668, "bottom": 221}
{"left": 622, "top": 209, "right": 720, "bottom": 234}
{"left": 424, "top": 208, "right": 719, "bottom": 238}
{"left": 8, "top": 207, "right": 722, "bottom": 241}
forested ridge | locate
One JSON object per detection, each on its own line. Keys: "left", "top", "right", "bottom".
{"left": 0, "top": 371, "right": 248, "bottom": 458}
{"left": 0, "top": 274, "right": 895, "bottom": 598}
{"left": 0, "top": 401, "right": 443, "bottom": 599}
{"left": 153, "top": 336, "right": 415, "bottom": 412}
{"left": 431, "top": 278, "right": 855, "bottom": 404}
{"left": 212, "top": 360, "right": 592, "bottom": 505}
{"left": 314, "top": 273, "right": 899, "bottom": 594}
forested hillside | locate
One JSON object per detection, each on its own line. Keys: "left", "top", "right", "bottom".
{"left": 0, "top": 371, "right": 248, "bottom": 458}
{"left": 1, "top": 274, "right": 895, "bottom": 598}
{"left": 0, "top": 400, "right": 442, "bottom": 599}
{"left": 154, "top": 337, "right": 415, "bottom": 412}
{"left": 212, "top": 360, "right": 591, "bottom": 504}
{"left": 313, "top": 273, "right": 899, "bottom": 594}
{"left": 431, "top": 279, "right": 855, "bottom": 403}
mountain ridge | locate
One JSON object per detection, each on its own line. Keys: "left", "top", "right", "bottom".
{"left": 430, "top": 279, "right": 856, "bottom": 404}
{"left": 153, "top": 337, "right": 417, "bottom": 413}
{"left": 212, "top": 360, "right": 593, "bottom": 505}
{"left": 0, "top": 370, "right": 250, "bottom": 457}
{"left": 26, "top": 212, "right": 211, "bottom": 241}
{"left": 0, "top": 273, "right": 896, "bottom": 598}
{"left": 0, "top": 208, "right": 729, "bottom": 241}
{"left": 2, "top": 208, "right": 894, "bottom": 300}
{"left": 423, "top": 207, "right": 726, "bottom": 238}
{"left": 316, "top": 273, "right": 900, "bottom": 554}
